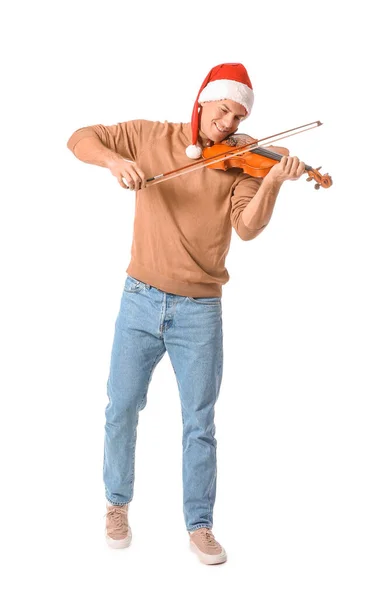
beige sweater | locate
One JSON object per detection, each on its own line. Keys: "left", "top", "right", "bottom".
{"left": 67, "top": 119, "right": 266, "bottom": 298}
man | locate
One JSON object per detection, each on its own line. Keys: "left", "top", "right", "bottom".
{"left": 66, "top": 63, "right": 305, "bottom": 565}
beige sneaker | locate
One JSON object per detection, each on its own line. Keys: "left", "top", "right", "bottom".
{"left": 105, "top": 502, "right": 132, "bottom": 549}
{"left": 189, "top": 527, "right": 227, "bottom": 565}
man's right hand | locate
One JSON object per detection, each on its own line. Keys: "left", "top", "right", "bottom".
{"left": 108, "top": 158, "right": 146, "bottom": 191}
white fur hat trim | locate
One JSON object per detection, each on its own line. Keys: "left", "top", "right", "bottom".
{"left": 198, "top": 79, "right": 254, "bottom": 114}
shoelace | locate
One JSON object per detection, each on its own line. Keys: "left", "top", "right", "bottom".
{"left": 104, "top": 506, "right": 128, "bottom": 534}
{"left": 194, "top": 528, "right": 219, "bottom": 548}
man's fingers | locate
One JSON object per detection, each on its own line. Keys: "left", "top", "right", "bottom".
{"left": 289, "top": 158, "right": 305, "bottom": 179}
{"left": 290, "top": 156, "right": 299, "bottom": 176}
{"left": 132, "top": 166, "right": 146, "bottom": 190}
{"left": 297, "top": 161, "right": 306, "bottom": 177}
{"left": 124, "top": 167, "right": 146, "bottom": 190}
{"left": 123, "top": 172, "right": 138, "bottom": 190}
{"left": 109, "top": 159, "right": 146, "bottom": 191}
{"left": 137, "top": 167, "right": 147, "bottom": 188}
{"left": 120, "top": 175, "right": 130, "bottom": 189}
{"left": 270, "top": 155, "right": 306, "bottom": 182}
{"left": 129, "top": 171, "right": 141, "bottom": 190}
{"left": 121, "top": 175, "right": 132, "bottom": 189}
{"left": 282, "top": 155, "right": 293, "bottom": 175}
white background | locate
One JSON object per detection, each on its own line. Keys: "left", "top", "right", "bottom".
{"left": 1, "top": 0, "right": 384, "bottom": 598}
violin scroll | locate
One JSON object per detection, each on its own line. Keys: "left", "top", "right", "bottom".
{"left": 306, "top": 167, "right": 333, "bottom": 190}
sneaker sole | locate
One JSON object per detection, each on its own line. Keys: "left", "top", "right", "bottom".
{"left": 105, "top": 530, "right": 132, "bottom": 549}
{"left": 189, "top": 540, "right": 227, "bottom": 565}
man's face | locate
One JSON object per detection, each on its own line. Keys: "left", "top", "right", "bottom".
{"left": 199, "top": 99, "right": 247, "bottom": 143}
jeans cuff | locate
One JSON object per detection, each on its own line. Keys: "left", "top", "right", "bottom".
{"left": 187, "top": 524, "right": 213, "bottom": 533}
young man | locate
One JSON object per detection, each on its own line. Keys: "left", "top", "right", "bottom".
{"left": 66, "top": 63, "right": 305, "bottom": 565}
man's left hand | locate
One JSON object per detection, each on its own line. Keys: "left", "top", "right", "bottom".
{"left": 267, "top": 155, "right": 306, "bottom": 184}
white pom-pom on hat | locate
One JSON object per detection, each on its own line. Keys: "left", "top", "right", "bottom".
{"left": 186, "top": 63, "right": 254, "bottom": 159}
{"left": 185, "top": 144, "right": 203, "bottom": 159}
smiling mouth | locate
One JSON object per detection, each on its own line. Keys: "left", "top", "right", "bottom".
{"left": 213, "top": 122, "right": 229, "bottom": 133}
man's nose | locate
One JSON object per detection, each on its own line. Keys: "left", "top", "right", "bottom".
{"left": 222, "top": 114, "right": 235, "bottom": 128}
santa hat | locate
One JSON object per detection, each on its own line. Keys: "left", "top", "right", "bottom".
{"left": 186, "top": 63, "right": 254, "bottom": 159}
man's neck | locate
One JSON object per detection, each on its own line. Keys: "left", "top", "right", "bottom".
{"left": 198, "top": 129, "right": 213, "bottom": 148}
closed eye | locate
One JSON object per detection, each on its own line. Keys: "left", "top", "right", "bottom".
{"left": 221, "top": 107, "right": 242, "bottom": 120}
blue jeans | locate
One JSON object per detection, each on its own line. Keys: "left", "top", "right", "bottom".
{"left": 103, "top": 274, "right": 223, "bottom": 532}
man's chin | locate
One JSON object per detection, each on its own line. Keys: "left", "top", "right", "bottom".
{"left": 211, "top": 132, "right": 229, "bottom": 144}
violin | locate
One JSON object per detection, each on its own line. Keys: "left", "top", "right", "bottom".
{"left": 145, "top": 120, "right": 333, "bottom": 190}
{"left": 202, "top": 138, "right": 332, "bottom": 190}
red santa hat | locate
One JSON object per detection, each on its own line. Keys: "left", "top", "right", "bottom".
{"left": 186, "top": 63, "right": 254, "bottom": 159}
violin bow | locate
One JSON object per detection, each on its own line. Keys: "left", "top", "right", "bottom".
{"left": 144, "top": 120, "right": 331, "bottom": 188}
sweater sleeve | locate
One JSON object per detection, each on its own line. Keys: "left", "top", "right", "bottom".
{"left": 230, "top": 174, "right": 266, "bottom": 241}
{"left": 66, "top": 119, "right": 156, "bottom": 161}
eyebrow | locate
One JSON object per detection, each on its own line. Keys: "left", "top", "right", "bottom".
{"left": 221, "top": 103, "right": 246, "bottom": 119}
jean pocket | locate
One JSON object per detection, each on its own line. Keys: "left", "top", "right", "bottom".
{"left": 187, "top": 296, "right": 221, "bottom": 306}
{"left": 124, "top": 275, "right": 144, "bottom": 293}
